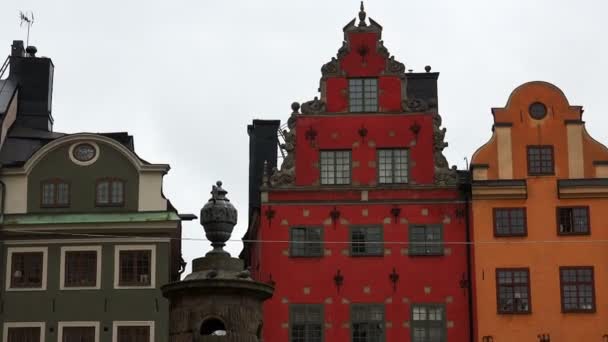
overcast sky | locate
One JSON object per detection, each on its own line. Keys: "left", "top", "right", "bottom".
{"left": 2, "top": 0, "right": 607, "bottom": 273}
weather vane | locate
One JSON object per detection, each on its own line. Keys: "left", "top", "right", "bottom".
{"left": 19, "top": 11, "right": 35, "bottom": 47}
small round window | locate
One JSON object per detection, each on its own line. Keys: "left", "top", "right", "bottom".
{"left": 529, "top": 102, "right": 547, "bottom": 120}
{"left": 73, "top": 143, "right": 97, "bottom": 162}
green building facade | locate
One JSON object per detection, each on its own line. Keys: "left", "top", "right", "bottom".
{"left": 0, "top": 41, "right": 191, "bottom": 342}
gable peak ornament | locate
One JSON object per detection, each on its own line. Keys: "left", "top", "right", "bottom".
{"left": 358, "top": 2, "right": 367, "bottom": 27}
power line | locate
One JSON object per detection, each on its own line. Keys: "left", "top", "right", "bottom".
{"left": 4, "top": 228, "right": 608, "bottom": 245}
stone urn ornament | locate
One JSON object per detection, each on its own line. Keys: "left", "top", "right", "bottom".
{"left": 200, "top": 181, "right": 237, "bottom": 256}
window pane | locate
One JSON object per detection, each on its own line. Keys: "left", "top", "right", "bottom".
{"left": 494, "top": 208, "right": 526, "bottom": 236}
{"left": 7, "top": 327, "right": 41, "bottom": 342}
{"left": 411, "top": 304, "right": 446, "bottom": 342}
{"left": 42, "top": 183, "right": 55, "bottom": 205}
{"left": 65, "top": 251, "right": 97, "bottom": 287}
{"left": 497, "top": 269, "right": 530, "bottom": 313}
{"left": 320, "top": 151, "right": 350, "bottom": 185}
{"left": 560, "top": 267, "right": 595, "bottom": 312}
{"left": 409, "top": 225, "right": 443, "bottom": 256}
{"left": 290, "top": 305, "right": 323, "bottom": 342}
{"left": 349, "top": 78, "right": 378, "bottom": 112}
{"left": 11, "top": 252, "right": 43, "bottom": 288}
{"left": 97, "top": 181, "right": 110, "bottom": 204}
{"left": 117, "top": 326, "right": 150, "bottom": 342}
{"left": 119, "top": 250, "right": 152, "bottom": 286}
{"left": 57, "top": 183, "right": 69, "bottom": 205}
{"left": 351, "top": 227, "right": 382, "bottom": 256}
{"left": 111, "top": 181, "right": 125, "bottom": 204}
{"left": 62, "top": 327, "right": 95, "bottom": 342}
{"left": 528, "top": 146, "right": 553, "bottom": 175}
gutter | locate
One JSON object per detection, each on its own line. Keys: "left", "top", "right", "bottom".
{"left": 464, "top": 184, "right": 474, "bottom": 342}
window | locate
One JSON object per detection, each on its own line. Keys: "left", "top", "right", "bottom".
{"left": 61, "top": 246, "right": 101, "bottom": 289}
{"left": 349, "top": 78, "right": 378, "bottom": 112}
{"left": 411, "top": 304, "right": 446, "bottom": 342}
{"left": 351, "top": 304, "right": 384, "bottom": 342}
{"left": 58, "top": 322, "right": 99, "bottom": 342}
{"left": 320, "top": 150, "right": 351, "bottom": 185}
{"left": 290, "top": 227, "right": 323, "bottom": 257}
{"left": 377, "top": 149, "right": 408, "bottom": 184}
{"left": 560, "top": 267, "right": 595, "bottom": 312}
{"left": 527, "top": 145, "right": 554, "bottom": 175}
{"left": 409, "top": 225, "right": 443, "bottom": 256}
{"left": 557, "top": 207, "right": 589, "bottom": 235}
{"left": 113, "top": 322, "right": 154, "bottom": 342}
{"left": 4, "top": 323, "right": 45, "bottom": 342}
{"left": 289, "top": 305, "right": 323, "bottom": 342}
{"left": 6, "top": 247, "right": 47, "bottom": 290}
{"left": 96, "top": 179, "right": 125, "bottom": 206}
{"left": 350, "top": 226, "right": 383, "bottom": 256}
{"left": 496, "top": 269, "right": 531, "bottom": 314}
{"left": 114, "top": 246, "right": 156, "bottom": 288}
{"left": 493, "top": 208, "right": 526, "bottom": 236}
{"left": 41, "top": 179, "right": 70, "bottom": 207}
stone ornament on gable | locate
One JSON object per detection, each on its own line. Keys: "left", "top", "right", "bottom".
{"left": 269, "top": 103, "right": 300, "bottom": 187}
{"left": 300, "top": 97, "right": 326, "bottom": 114}
{"left": 432, "top": 113, "right": 458, "bottom": 185}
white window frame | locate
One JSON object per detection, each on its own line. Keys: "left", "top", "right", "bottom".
{"left": 60, "top": 246, "right": 102, "bottom": 290}
{"left": 3, "top": 322, "right": 45, "bottom": 342}
{"left": 58, "top": 321, "right": 100, "bottom": 342}
{"left": 112, "top": 321, "right": 155, "bottom": 342}
{"left": 114, "top": 245, "right": 156, "bottom": 289}
{"left": 5, "top": 247, "right": 48, "bottom": 291}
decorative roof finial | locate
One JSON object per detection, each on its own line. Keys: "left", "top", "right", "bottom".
{"left": 358, "top": 1, "right": 367, "bottom": 27}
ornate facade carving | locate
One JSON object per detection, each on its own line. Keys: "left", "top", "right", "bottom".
{"left": 321, "top": 57, "right": 341, "bottom": 77}
{"left": 387, "top": 56, "right": 405, "bottom": 74}
{"left": 269, "top": 106, "right": 299, "bottom": 187}
{"left": 432, "top": 113, "right": 458, "bottom": 185}
{"left": 402, "top": 97, "right": 438, "bottom": 113}
{"left": 300, "top": 97, "right": 326, "bottom": 114}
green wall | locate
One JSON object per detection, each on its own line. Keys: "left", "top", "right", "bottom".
{"left": 0, "top": 241, "right": 170, "bottom": 342}
{"left": 27, "top": 143, "right": 139, "bottom": 213}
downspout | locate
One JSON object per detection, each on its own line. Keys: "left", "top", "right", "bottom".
{"left": 464, "top": 183, "right": 474, "bottom": 342}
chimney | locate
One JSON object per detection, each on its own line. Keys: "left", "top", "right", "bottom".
{"left": 247, "top": 119, "right": 280, "bottom": 226}
{"left": 8, "top": 40, "right": 54, "bottom": 131}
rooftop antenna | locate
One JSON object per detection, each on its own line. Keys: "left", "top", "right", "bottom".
{"left": 19, "top": 11, "right": 35, "bottom": 47}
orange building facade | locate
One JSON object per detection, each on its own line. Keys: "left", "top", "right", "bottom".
{"left": 470, "top": 81, "right": 608, "bottom": 341}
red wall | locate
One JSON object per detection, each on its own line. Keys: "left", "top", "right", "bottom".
{"left": 253, "top": 193, "right": 470, "bottom": 341}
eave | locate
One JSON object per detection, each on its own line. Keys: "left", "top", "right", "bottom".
{"left": 471, "top": 179, "right": 527, "bottom": 200}
{"left": 557, "top": 178, "right": 608, "bottom": 199}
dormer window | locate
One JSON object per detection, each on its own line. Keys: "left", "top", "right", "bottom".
{"left": 41, "top": 179, "right": 70, "bottom": 207}
{"left": 349, "top": 78, "right": 378, "bottom": 112}
{"left": 96, "top": 178, "right": 125, "bottom": 207}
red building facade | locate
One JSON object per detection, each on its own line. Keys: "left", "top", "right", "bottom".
{"left": 245, "top": 5, "right": 471, "bottom": 341}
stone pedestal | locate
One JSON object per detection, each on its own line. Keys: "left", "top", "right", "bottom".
{"left": 161, "top": 182, "right": 274, "bottom": 342}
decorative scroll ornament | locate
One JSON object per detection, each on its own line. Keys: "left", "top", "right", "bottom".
{"left": 387, "top": 56, "right": 405, "bottom": 74}
{"left": 432, "top": 113, "right": 458, "bottom": 185}
{"left": 269, "top": 103, "right": 299, "bottom": 187}
{"left": 301, "top": 97, "right": 326, "bottom": 114}
{"left": 321, "top": 57, "right": 341, "bottom": 77}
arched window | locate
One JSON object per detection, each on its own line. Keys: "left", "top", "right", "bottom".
{"left": 96, "top": 178, "right": 125, "bottom": 206}
{"left": 41, "top": 179, "right": 70, "bottom": 207}
{"left": 200, "top": 318, "right": 226, "bottom": 336}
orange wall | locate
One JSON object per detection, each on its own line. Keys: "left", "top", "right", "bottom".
{"left": 470, "top": 82, "right": 608, "bottom": 341}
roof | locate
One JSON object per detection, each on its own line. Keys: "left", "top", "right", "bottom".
{"left": 0, "top": 129, "right": 139, "bottom": 167}
{"left": 0, "top": 79, "right": 17, "bottom": 115}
